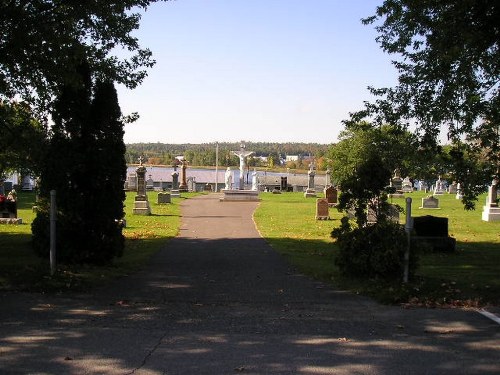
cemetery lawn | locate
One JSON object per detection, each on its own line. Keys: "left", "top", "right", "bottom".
{"left": 254, "top": 192, "right": 500, "bottom": 307}
{"left": 0, "top": 191, "right": 201, "bottom": 293}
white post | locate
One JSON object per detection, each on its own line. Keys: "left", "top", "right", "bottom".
{"left": 50, "top": 190, "right": 56, "bottom": 275}
{"left": 403, "top": 197, "right": 413, "bottom": 283}
{"left": 215, "top": 142, "right": 219, "bottom": 192}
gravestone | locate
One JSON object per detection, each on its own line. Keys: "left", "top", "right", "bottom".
{"left": 324, "top": 186, "right": 338, "bottom": 206}
{"left": 304, "top": 162, "right": 317, "bottom": 198}
{"left": 401, "top": 176, "right": 413, "bottom": 193}
{"left": 414, "top": 216, "right": 449, "bottom": 237}
{"left": 157, "top": 192, "right": 171, "bottom": 204}
{"left": 171, "top": 171, "right": 179, "bottom": 190}
{"left": 433, "top": 176, "right": 445, "bottom": 194}
{"left": 448, "top": 181, "right": 458, "bottom": 194}
{"left": 481, "top": 180, "right": 500, "bottom": 221}
{"left": 391, "top": 168, "right": 403, "bottom": 191}
{"left": 420, "top": 195, "right": 440, "bottom": 209}
{"left": 315, "top": 198, "right": 329, "bottom": 220}
{"left": 367, "top": 204, "right": 400, "bottom": 224}
{"left": 146, "top": 175, "right": 154, "bottom": 190}
{"left": 133, "top": 158, "right": 151, "bottom": 215}
{"left": 280, "top": 176, "right": 287, "bottom": 191}
{"left": 456, "top": 182, "right": 463, "bottom": 200}
{"left": 412, "top": 215, "right": 456, "bottom": 252}
{"left": 127, "top": 173, "right": 137, "bottom": 191}
{"left": 179, "top": 160, "right": 188, "bottom": 192}
{"left": 171, "top": 171, "right": 180, "bottom": 197}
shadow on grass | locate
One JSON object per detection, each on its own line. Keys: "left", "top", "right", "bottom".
{"left": 148, "top": 213, "right": 179, "bottom": 217}
{"left": 263, "top": 236, "right": 500, "bottom": 307}
{"left": 0, "top": 231, "right": 172, "bottom": 293}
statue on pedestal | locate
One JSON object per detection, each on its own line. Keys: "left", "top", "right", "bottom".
{"left": 232, "top": 142, "right": 254, "bottom": 190}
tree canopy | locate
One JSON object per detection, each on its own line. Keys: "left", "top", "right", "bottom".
{"left": 359, "top": 0, "right": 499, "bottom": 135}
{"left": 351, "top": 0, "right": 499, "bottom": 193}
{"left": 0, "top": 0, "right": 165, "bottom": 111}
{"left": 328, "top": 122, "right": 418, "bottom": 187}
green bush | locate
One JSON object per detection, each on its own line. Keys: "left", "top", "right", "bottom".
{"left": 332, "top": 217, "right": 417, "bottom": 281}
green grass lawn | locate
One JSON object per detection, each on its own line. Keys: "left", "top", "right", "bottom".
{"left": 254, "top": 191, "right": 500, "bottom": 307}
{"left": 0, "top": 191, "right": 200, "bottom": 292}
{"left": 2, "top": 189, "right": 499, "bottom": 307}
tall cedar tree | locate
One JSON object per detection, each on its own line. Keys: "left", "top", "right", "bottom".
{"left": 32, "top": 62, "right": 126, "bottom": 264}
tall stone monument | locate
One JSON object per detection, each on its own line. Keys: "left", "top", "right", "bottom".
{"left": 304, "top": 162, "right": 317, "bottom": 198}
{"left": 179, "top": 159, "right": 188, "bottom": 192}
{"left": 133, "top": 156, "right": 151, "bottom": 215}
{"left": 171, "top": 165, "right": 180, "bottom": 198}
{"left": 482, "top": 179, "right": 500, "bottom": 221}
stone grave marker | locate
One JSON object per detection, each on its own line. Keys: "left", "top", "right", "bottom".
{"left": 433, "top": 176, "right": 445, "bottom": 194}
{"left": 316, "top": 198, "right": 329, "bottom": 220}
{"left": 171, "top": 171, "right": 180, "bottom": 197}
{"left": 482, "top": 180, "right": 500, "bottom": 221}
{"left": 412, "top": 215, "right": 456, "bottom": 252}
{"left": 127, "top": 173, "right": 137, "bottom": 191}
{"left": 324, "top": 186, "right": 338, "bottom": 206}
{"left": 448, "top": 181, "right": 458, "bottom": 194}
{"left": 157, "top": 192, "right": 171, "bottom": 204}
{"left": 420, "top": 195, "right": 440, "bottom": 209}
{"left": 146, "top": 175, "right": 154, "bottom": 190}
{"left": 133, "top": 158, "right": 151, "bottom": 215}
{"left": 367, "top": 204, "right": 400, "bottom": 224}
{"left": 401, "top": 176, "right": 413, "bottom": 193}
{"left": 391, "top": 168, "right": 403, "bottom": 191}
{"left": 304, "top": 162, "right": 317, "bottom": 198}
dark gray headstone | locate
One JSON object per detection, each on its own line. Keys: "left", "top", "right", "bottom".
{"left": 413, "top": 215, "right": 448, "bottom": 237}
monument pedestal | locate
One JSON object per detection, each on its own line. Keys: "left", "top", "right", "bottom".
{"left": 133, "top": 196, "right": 151, "bottom": 215}
{"left": 482, "top": 205, "right": 500, "bottom": 222}
{"left": 220, "top": 189, "right": 259, "bottom": 202}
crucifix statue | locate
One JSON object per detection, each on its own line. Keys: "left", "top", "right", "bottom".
{"left": 232, "top": 142, "right": 254, "bottom": 190}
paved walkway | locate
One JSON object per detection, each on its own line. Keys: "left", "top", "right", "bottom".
{"left": 1, "top": 194, "right": 499, "bottom": 374}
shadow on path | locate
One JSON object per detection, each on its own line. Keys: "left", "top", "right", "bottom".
{"left": 0, "top": 194, "right": 499, "bottom": 374}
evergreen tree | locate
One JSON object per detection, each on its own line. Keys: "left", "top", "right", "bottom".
{"left": 32, "top": 62, "right": 126, "bottom": 264}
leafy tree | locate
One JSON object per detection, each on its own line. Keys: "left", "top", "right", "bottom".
{"left": 0, "top": 1, "right": 166, "bottom": 110}
{"left": 330, "top": 153, "right": 414, "bottom": 281}
{"left": 32, "top": 62, "right": 126, "bottom": 264}
{"left": 1, "top": 1, "right": 167, "bottom": 185}
{"left": 0, "top": 100, "right": 47, "bottom": 179}
{"left": 354, "top": 0, "right": 500, "bottom": 207}
{"left": 328, "top": 122, "right": 418, "bottom": 187}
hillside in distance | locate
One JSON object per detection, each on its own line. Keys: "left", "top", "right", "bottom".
{"left": 126, "top": 141, "right": 332, "bottom": 169}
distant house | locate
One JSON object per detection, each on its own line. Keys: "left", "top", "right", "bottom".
{"left": 286, "top": 155, "right": 299, "bottom": 162}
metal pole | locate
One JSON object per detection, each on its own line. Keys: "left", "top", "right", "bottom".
{"left": 50, "top": 190, "right": 56, "bottom": 276}
{"left": 403, "top": 197, "right": 412, "bottom": 283}
{"left": 215, "top": 142, "right": 219, "bottom": 192}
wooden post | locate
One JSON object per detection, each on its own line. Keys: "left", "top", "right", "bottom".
{"left": 50, "top": 190, "right": 56, "bottom": 275}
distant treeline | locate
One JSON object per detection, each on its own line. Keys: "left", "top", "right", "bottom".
{"left": 126, "top": 142, "right": 331, "bottom": 169}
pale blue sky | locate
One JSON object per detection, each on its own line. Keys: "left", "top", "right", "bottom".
{"left": 117, "top": 0, "right": 396, "bottom": 144}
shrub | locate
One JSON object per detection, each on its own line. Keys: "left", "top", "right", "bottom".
{"left": 332, "top": 217, "right": 417, "bottom": 281}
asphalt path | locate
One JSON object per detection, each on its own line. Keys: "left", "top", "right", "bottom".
{"left": 1, "top": 193, "right": 499, "bottom": 374}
